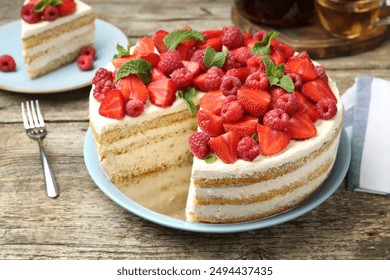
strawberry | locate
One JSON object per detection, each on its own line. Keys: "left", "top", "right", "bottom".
{"left": 301, "top": 78, "right": 337, "bottom": 103}
{"left": 270, "top": 39, "right": 295, "bottom": 60}
{"left": 223, "top": 115, "right": 259, "bottom": 138}
{"left": 285, "top": 51, "right": 318, "bottom": 82}
{"left": 208, "top": 130, "right": 240, "bottom": 164}
{"left": 98, "top": 89, "right": 126, "bottom": 120}
{"left": 152, "top": 30, "right": 169, "bottom": 53}
{"left": 286, "top": 110, "right": 317, "bottom": 140}
{"left": 137, "top": 52, "right": 160, "bottom": 67}
{"left": 225, "top": 67, "right": 251, "bottom": 84}
{"left": 193, "top": 73, "right": 208, "bottom": 91}
{"left": 294, "top": 91, "right": 320, "bottom": 122}
{"left": 257, "top": 124, "right": 291, "bottom": 156}
{"left": 151, "top": 67, "right": 168, "bottom": 81}
{"left": 200, "top": 90, "right": 227, "bottom": 115}
{"left": 196, "top": 37, "right": 223, "bottom": 52}
{"left": 237, "top": 87, "right": 271, "bottom": 117}
{"left": 182, "top": 60, "right": 201, "bottom": 76}
{"left": 57, "top": 0, "right": 76, "bottom": 16}
{"left": 132, "top": 37, "right": 155, "bottom": 56}
{"left": 116, "top": 74, "right": 149, "bottom": 103}
{"left": 245, "top": 37, "right": 258, "bottom": 49}
{"left": 270, "top": 47, "right": 286, "bottom": 65}
{"left": 147, "top": 79, "right": 177, "bottom": 107}
{"left": 243, "top": 32, "right": 253, "bottom": 40}
{"left": 176, "top": 43, "right": 194, "bottom": 61}
{"left": 112, "top": 55, "right": 135, "bottom": 69}
{"left": 196, "top": 110, "right": 225, "bottom": 137}
{"left": 201, "top": 29, "right": 223, "bottom": 40}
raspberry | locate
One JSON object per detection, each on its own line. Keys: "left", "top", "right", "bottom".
{"left": 237, "top": 136, "right": 260, "bottom": 161}
{"left": 225, "top": 95, "right": 237, "bottom": 103}
{"left": 20, "top": 4, "right": 41, "bottom": 24}
{"left": 220, "top": 76, "right": 241, "bottom": 96}
{"left": 171, "top": 67, "right": 193, "bottom": 90}
{"left": 269, "top": 86, "right": 287, "bottom": 108}
{"left": 263, "top": 108, "right": 289, "bottom": 131}
{"left": 126, "top": 99, "right": 145, "bottom": 117}
{"left": 287, "top": 72, "right": 303, "bottom": 90}
{"left": 77, "top": 55, "right": 94, "bottom": 71}
{"left": 275, "top": 93, "right": 299, "bottom": 116}
{"left": 247, "top": 55, "right": 266, "bottom": 72}
{"left": 93, "top": 79, "right": 116, "bottom": 102}
{"left": 188, "top": 132, "right": 211, "bottom": 159}
{"left": 221, "top": 26, "right": 245, "bottom": 49}
{"left": 244, "top": 71, "right": 269, "bottom": 91}
{"left": 42, "top": 5, "right": 59, "bottom": 21}
{"left": 80, "top": 46, "right": 96, "bottom": 60}
{"left": 315, "top": 98, "right": 337, "bottom": 120}
{"left": 221, "top": 100, "right": 244, "bottom": 123}
{"left": 234, "top": 47, "right": 252, "bottom": 66}
{"left": 157, "top": 50, "right": 183, "bottom": 75}
{"left": 92, "top": 68, "right": 113, "bottom": 85}
{"left": 204, "top": 66, "right": 224, "bottom": 91}
{"left": 315, "top": 65, "right": 328, "bottom": 83}
{"left": 190, "top": 49, "right": 208, "bottom": 72}
{"left": 222, "top": 51, "right": 241, "bottom": 71}
{"left": 0, "top": 55, "right": 16, "bottom": 72}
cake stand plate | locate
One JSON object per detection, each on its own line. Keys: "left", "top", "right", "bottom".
{"left": 84, "top": 128, "right": 351, "bottom": 233}
{"left": 0, "top": 19, "right": 129, "bottom": 93}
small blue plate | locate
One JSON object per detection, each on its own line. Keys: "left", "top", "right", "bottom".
{"left": 84, "top": 128, "right": 351, "bottom": 233}
{"left": 0, "top": 19, "right": 128, "bottom": 93}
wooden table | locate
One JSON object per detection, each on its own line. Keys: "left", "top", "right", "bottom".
{"left": 1, "top": 0, "right": 389, "bottom": 260}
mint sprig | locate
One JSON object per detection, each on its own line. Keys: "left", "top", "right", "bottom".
{"left": 251, "top": 31, "right": 280, "bottom": 56}
{"left": 178, "top": 87, "right": 197, "bottom": 115}
{"left": 115, "top": 59, "right": 152, "bottom": 83}
{"left": 205, "top": 154, "right": 217, "bottom": 164}
{"left": 34, "top": 0, "right": 62, "bottom": 13}
{"left": 163, "top": 29, "right": 205, "bottom": 50}
{"left": 113, "top": 44, "right": 131, "bottom": 59}
{"left": 203, "top": 47, "right": 227, "bottom": 68}
{"left": 261, "top": 57, "right": 294, "bottom": 93}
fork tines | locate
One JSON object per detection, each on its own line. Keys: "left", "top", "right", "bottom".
{"left": 21, "top": 100, "right": 45, "bottom": 129}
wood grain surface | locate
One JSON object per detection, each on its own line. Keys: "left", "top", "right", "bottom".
{"left": 0, "top": 0, "right": 389, "bottom": 260}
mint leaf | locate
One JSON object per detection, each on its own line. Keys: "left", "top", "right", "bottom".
{"left": 260, "top": 56, "right": 294, "bottom": 92}
{"left": 251, "top": 133, "right": 259, "bottom": 142}
{"left": 34, "top": 0, "right": 62, "bottom": 13}
{"left": 272, "top": 64, "right": 285, "bottom": 79}
{"left": 279, "top": 75, "right": 295, "bottom": 93}
{"left": 203, "top": 47, "right": 227, "bottom": 68}
{"left": 113, "top": 44, "right": 131, "bottom": 59}
{"left": 115, "top": 59, "right": 152, "bottom": 83}
{"left": 137, "top": 73, "right": 151, "bottom": 84}
{"left": 251, "top": 31, "right": 280, "bottom": 55}
{"left": 178, "top": 87, "right": 197, "bottom": 115}
{"left": 268, "top": 76, "right": 279, "bottom": 86}
{"left": 261, "top": 56, "right": 275, "bottom": 77}
{"left": 205, "top": 154, "right": 217, "bottom": 164}
{"left": 163, "top": 29, "right": 205, "bottom": 50}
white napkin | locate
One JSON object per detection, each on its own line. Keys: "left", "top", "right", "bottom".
{"left": 342, "top": 76, "right": 390, "bottom": 195}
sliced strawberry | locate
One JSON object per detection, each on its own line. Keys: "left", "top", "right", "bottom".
{"left": 137, "top": 52, "right": 160, "bottom": 67}
{"left": 196, "top": 37, "right": 223, "bottom": 52}
{"left": 208, "top": 130, "right": 240, "bottom": 164}
{"left": 116, "top": 74, "right": 149, "bottom": 103}
{"left": 197, "top": 110, "right": 225, "bottom": 137}
{"left": 57, "top": 0, "right": 76, "bottom": 16}
{"left": 301, "top": 78, "right": 337, "bottom": 103}
{"left": 152, "top": 30, "right": 169, "bottom": 53}
{"left": 225, "top": 67, "right": 251, "bottom": 84}
{"left": 245, "top": 38, "right": 258, "bottom": 49}
{"left": 243, "top": 32, "right": 253, "bottom": 40}
{"left": 112, "top": 55, "right": 136, "bottom": 69}
{"left": 270, "top": 39, "right": 295, "bottom": 60}
{"left": 201, "top": 29, "right": 223, "bottom": 40}
{"left": 132, "top": 37, "right": 155, "bottom": 56}
{"left": 294, "top": 91, "right": 320, "bottom": 122}
{"left": 286, "top": 110, "right": 317, "bottom": 140}
{"left": 151, "top": 67, "right": 168, "bottom": 81}
{"left": 257, "top": 124, "right": 290, "bottom": 156}
{"left": 182, "top": 60, "right": 201, "bottom": 76}
{"left": 147, "top": 79, "right": 177, "bottom": 107}
{"left": 193, "top": 73, "right": 208, "bottom": 92}
{"left": 200, "top": 90, "right": 226, "bottom": 115}
{"left": 237, "top": 87, "right": 271, "bottom": 117}
{"left": 270, "top": 47, "right": 286, "bottom": 65}
{"left": 223, "top": 115, "right": 259, "bottom": 138}
{"left": 176, "top": 43, "right": 194, "bottom": 61}
{"left": 98, "top": 89, "right": 126, "bottom": 120}
{"left": 286, "top": 52, "right": 318, "bottom": 82}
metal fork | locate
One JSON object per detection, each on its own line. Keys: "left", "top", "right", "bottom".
{"left": 21, "top": 100, "right": 59, "bottom": 198}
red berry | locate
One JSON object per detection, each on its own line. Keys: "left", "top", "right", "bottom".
{"left": 315, "top": 65, "right": 329, "bottom": 83}
{"left": 77, "top": 55, "right": 93, "bottom": 71}
{"left": 223, "top": 115, "right": 258, "bottom": 138}
{"left": 237, "top": 136, "right": 260, "bottom": 161}
{"left": 253, "top": 30, "right": 267, "bottom": 41}
{"left": 220, "top": 76, "right": 241, "bottom": 96}
{"left": 275, "top": 93, "right": 299, "bottom": 116}
{"left": 286, "top": 51, "right": 318, "bottom": 82}
{"left": 57, "top": 0, "right": 76, "bottom": 16}
{"left": 204, "top": 66, "right": 224, "bottom": 91}
{"left": 42, "top": 5, "right": 59, "bottom": 21}
{"left": 190, "top": 49, "right": 208, "bottom": 72}
{"left": 117, "top": 74, "right": 149, "bottom": 103}
{"left": 269, "top": 86, "right": 287, "bottom": 109}
{"left": 0, "top": 55, "right": 16, "bottom": 72}
{"left": 287, "top": 72, "right": 303, "bottom": 90}
{"left": 208, "top": 130, "right": 240, "bottom": 164}
{"left": 225, "top": 67, "right": 251, "bottom": 84}
{"left": 171, "top": 67, "right": 193, "bottom": 90}
{"left": 92, "top": 68, "right": 113, "bottom": 85}
{"left": 21, "top": 4, "right": 41, "bottom": 24}
{"left": 263, "top": 108, "right": 290, "bottom": 131}
{"left": 93, "top": 79, "right": 115, "bottom": 102}
{"left": 197, "top": 110, "right": 225, "bottom": 137}
{"left": 221, "top": 26, "right": 245, "bottom": 49}
{"left": 200, "top": 90, "right": 227, "bottom": 115}
{"left": 157, "top": 50, "right": 183, "bottom": 75}
{"left": 188, "top": 132, "right": 211, "bottom": 159}
{"left": 80, "top": 46, "right": 96, "bottom": 60}
{"left": 257, "top": 124, "right": 290, "bottom": 156}
{"left": 315, "top": 98, "right": 337, "bottom": 120}
{"left": 286, "top": 110, "right": 317, "bottom": 140}
{"left": 237, "top": 87, "right": 271, "bottom": 117}
{"left": 247, "top": 55, "right": 266, "bottom": 72}
{"left": 234, "top": 47, "right": 252, "bottom": 67}
{"left": 147, "top": 79, "right": 177, "bottom": 108}
{"left": 222, "top": 51, "right": 241, "bottom": 71}
{"left": 98, "top": 89, "right": 126, "bottom": 120}
{"left": 126, "top": 99, "right": 144, "bottom": 117}
{"left": 244, "top": 71, "right": 269, "bottom": 91}
{"left": 301, "top": 78, "right": 337, "bottom": 103}
{"left": 221, "top": 100, "right": 244, "bottom": 123}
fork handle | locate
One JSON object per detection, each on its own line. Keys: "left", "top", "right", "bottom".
{"left": 38, "top": 138, "right": 59, "bottom": 198}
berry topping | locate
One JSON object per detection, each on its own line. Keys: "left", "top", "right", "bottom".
{"left": 287, "top": 72, "right": 303, "bottom": 90}
{"left": 208, "top": 130, "right": 240, "bottom": 164}
{"left": 57, "top": 0, "right": 76, "bottom": 17}
{"left": 157, "top": 50, "right": 183, "bottom": 75}
{"left": 201, "top": 29, "right": 224, "bottom": 40}
{"left": 126, "top": 99, "right": 145, "bottom": 118}
{"left": 93, "top": 79, "right": 115, "bottom": 102}
{"left": 200, "top": 90, "right": 227, "bottom": 115}
{"left": 182, "top": 60, "right": 201, "bottom": 76}
{"left": 0, "top": 55, "right": 16, "bottom": 72}
{"left": 223, "top": 115, "right": 258, "bottom": 138}
{"left": 237, "top": 87, "right": 271, "bottom": 117}
{"left": 21, "top": 4, "right": 41, "bottom": 24}
{"left": 246, "top": 55, "right": 266, "bottom": 72}
{"left": 244, "top": 71, "right": 269, "bottom": 91}
{"left": 301, "top": 78, "right": 337, "bottom": 103}
{"left": 263, "top": 108, "right": 289, "bottom": 131}
{"left": 193, "top": 72, "right": 207, "bottom": 91}
{"left": 315, "top": 65, "right": 329, "bottom": 83}
{"left": 197, "top": 37, "right": 223, "bottom": 52}
{"left": 190, "top": 49, "right": 208, "bottom": 72}
{"left": 294, "top": 92, "right": 320, "bottom": 122}
{"left": 285, "top": 51, "right": 318, "bottom": 82}
{"left": 92, "top": 68, "right": 113, "bottom": 85}
{"left": 116, "top": 74, "right": 149, "bottom": 103}
{"left": 220, "top": 76, "right": 241, "bottom": 96}
{"left": 257, "top": 124, "right": 291, "bottom": 156}
{"left": 188, "top": 132, "right": 211, "bottom": 159}
{"left": 225, "top": 67, "right": 251, "bottom": 84}
{"left": 77, "top": 55, "right": 93, "bottom": 71}
{"left": 234, "top": 47, "right": 252, "bottom": 67}
{"left": 275, "top": 93, "right": 299, "bottom": 116}
{"left": 220, "top": 100, "right": 244, "bottom": 123}
{"left": 151, "top": 67, "right": 168, "bottom": 81}
{"left": 286, "top": 110, "right": 317, "bottom": 140}
{"left": 98, "top": 89, "right": 126, "bottom": 120}
{"left": 197, "top": 110, "right": 225, "bottom": 137}
{"left": 221, "top": 26, "right": 245, "bottom": 49}
{"left": 80, "top": 46, "right": 96, "bottom": 60}
{"left": 315, "top": 98, "right": 337, "bottom": 120}
{"left": 171, "top": 67, "right": 193, "bottom": 90}
{"left": 133, "top": 36, "right": 155, "bottom": 56}
{"left": 204, "top": 66, "right": 224, "bottom": 91}
{"left": 152, "top": 29, "right": 169, "bottom": 53}
{"left": 222, "top": 51, "right": 241, "bottom": 71}
{"left": 237, "top": 136, "right": 260, "bottom": 161}
{"left": 147, "top": 79, "right": 177, "bottom": 107}
{"left": 42, "top": 5, "right": 59, "bottom": 21}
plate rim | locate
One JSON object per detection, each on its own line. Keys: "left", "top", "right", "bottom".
{"left": 83, "top": 128, "right": 351, "bottom": 233}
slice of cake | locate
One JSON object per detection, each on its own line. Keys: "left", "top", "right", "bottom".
{"left": 21, "top": 0, "right": 95, "bottom": 78}
{"left": 89, "top": 27, "right": 344, "bottom": 223}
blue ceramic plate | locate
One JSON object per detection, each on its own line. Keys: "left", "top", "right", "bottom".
{"left": 0, "top": 19, "right": 128, "bottom": 93}
{"left": 84, "top": 128, "right": 351, "bottom": 233}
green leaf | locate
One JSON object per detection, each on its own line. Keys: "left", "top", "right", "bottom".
{"left": 205, "top": 154, "right": 217, "bottom": 164}
{"left": 115, "top": 59, "right": 152, "bottom": 83}
{"left": 178, "top": 87, "right": 197, "bottom": 115}
{"left": 163, "top": 29, "right": 205, "bottom": 50}
{"left": 251, "top": 133, "right": 259, "bottom": 142}
{"left": 137, "top": 73, "right": 151, "bottom": 84}
{"left": 251, "top": 31, "right": 280, "bottom": 55}
{"left": 268, "top": 76, "right": 279, "bottom": 86}
{"left": 113, "top": 44, "right": 131, "bottom": 59}
{"left": 34, "top": 0, "right": 62, "bottom": 13}
{"left": 272, "top": 64, "right": 285, "bottom": 79}
{"left": 203, "top": 47, "right": 227, "bottom": 68}
{"left": 279, "top": 75, "right": 295, "bottom": 93}
{"left": 261, "top": 56, "right": 276, "bottom": 77}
